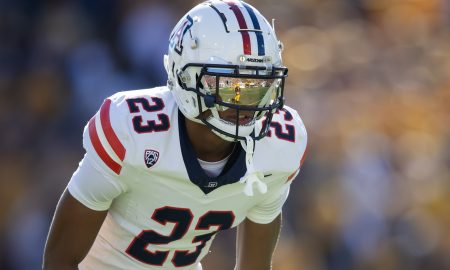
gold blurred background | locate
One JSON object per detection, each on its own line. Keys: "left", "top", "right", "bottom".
{"left": 0, "top": 0, "right": 449, "bottom": 269}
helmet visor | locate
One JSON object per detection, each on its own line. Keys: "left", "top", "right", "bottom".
{"left": 202, "top": 75, "right": 280, "bottom": 111}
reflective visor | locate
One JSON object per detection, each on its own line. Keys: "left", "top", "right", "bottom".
{"left": 202, "top": 75, "right": 280, "bottom": 111}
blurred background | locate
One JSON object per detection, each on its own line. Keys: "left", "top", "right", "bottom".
{"left": 1, "top": 0, "right": 450, "bottom": 269}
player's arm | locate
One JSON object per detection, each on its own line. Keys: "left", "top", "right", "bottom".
{"left": 234, "top": 182, "right": 289, "bottom": 270}
{"left": 43, "top": 190, "right": 107, "bottom": 270}
{"left": 44, "top": 97, "right": 129, "bottom": 269}
{"left": 234, "top": 169, "right": 301, "bottom": 269}
{"left": 43, "top": 154, "right": 125, "bottom": 269}
{"left": 235, "top": 214, "right": 282, "bottom": 270}
{"left": 234, "top": 106, "right": 308, "bottom": 269}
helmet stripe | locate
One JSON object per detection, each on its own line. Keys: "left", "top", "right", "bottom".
{"left": 242, "top": 3, "right": 265, "bottom": 56}
{"left": 226, "top": 1, "right": 252, "bottom": 55}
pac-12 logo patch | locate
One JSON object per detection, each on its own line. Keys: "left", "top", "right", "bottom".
{"left": 144, "top": 149, "right": 159, "bottom": 168}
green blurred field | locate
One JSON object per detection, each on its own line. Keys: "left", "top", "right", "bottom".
{"left": 219, "top": 87, "right": 268, "bottom": 105}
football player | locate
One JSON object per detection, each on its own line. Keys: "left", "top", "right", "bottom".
{"left": 43, "top": 1, "right": 307, "bottom": 269}
{"left": 233, "top": 84, "right": 241, "bottom": 103}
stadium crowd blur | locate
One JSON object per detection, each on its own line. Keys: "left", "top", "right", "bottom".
{"left": 1, "top": 0, "right": 450, "bottom": 269}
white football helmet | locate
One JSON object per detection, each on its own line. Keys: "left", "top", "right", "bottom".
{"left": 164, "top": 0, "right": 287, "bottom": 142}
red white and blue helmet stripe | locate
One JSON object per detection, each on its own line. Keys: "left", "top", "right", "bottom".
{"left": 241, "top": 2, "right": 265, "bottom": 56}
{"left": 225, "top": 1, "right": 265, "bottom": 56}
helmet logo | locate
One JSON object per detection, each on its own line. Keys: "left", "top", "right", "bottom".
{"left": 169, "top": 15, "right": 194, "bottom": 56}
{"left": 144, "top": 149, "right": 160, "bottom": 168}
{"left": 238, "top": 55, "right": 271, "bottom": 63}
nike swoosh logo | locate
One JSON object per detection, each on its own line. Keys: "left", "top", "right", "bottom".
{"left": 264, "top": 174, "right": 272, "bottom": 177}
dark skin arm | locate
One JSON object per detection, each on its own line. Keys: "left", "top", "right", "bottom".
{"left": 235, "top": 214, "right": 282, "bottom": 270}
{"left": 43, "top": 189, "right": 108, "bottom": 270}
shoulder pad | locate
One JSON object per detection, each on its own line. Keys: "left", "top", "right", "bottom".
{"left": 82, "top": 94, "right": 132, "bottom": 175}
{"left": 82, "top": 88, "right": 175, "bottom": 175}
{"left": 257, "top": 105, "right": 307, "bottom": 178}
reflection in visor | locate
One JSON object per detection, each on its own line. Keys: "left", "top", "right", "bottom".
{"left": 202, "top": 75, "right": 280, "bottom": 111}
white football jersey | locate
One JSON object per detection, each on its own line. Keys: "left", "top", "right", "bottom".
{"left": 68, "top": 87, "right": 307, "bottom": 270}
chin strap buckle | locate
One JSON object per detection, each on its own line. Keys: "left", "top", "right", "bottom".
{"left": 204, "top": 95, "right": 216, "bottom": 108}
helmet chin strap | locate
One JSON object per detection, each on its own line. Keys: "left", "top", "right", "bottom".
{"left": 200, "top": 112, "right": 268, "bottom": 196}
{"left": 239, "top": 136, "right": 267, "bottom": 196}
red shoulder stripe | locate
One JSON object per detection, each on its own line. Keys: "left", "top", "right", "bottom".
{"left": 286, "top": 145, "right": 308, "bottom": 183}
{"left": 100, "top": 99, "right": 126, "bottom": 161}
{"left": 300, "top": 145, "right": 308, "bottom": 167}
{"left": 286, "top": 170, "right": 297, "bottom": 183}
{"left": 88, "top": 116, "right": 122, "bottom": 174}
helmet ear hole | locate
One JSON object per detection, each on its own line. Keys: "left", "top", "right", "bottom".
{"left": 178, "top": 71, "right": 191, "bottom": 84}
{"left": 176, "top": 72, "right": 184, "bottom": 87}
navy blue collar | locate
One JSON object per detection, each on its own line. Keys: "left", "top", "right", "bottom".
{"left": 178, "top": 111, "right": 246, "bottom": 194}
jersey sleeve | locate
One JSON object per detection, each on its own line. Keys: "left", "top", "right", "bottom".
{"left": 68, "top": 154, "right": 127, "bottom": 211}
{"left": 246, "top": 180, "right": 290, "bottom": 224}
{"left": 82, "top": 98, "right": 129, "bottom": 175}
{"left": 247, "top": 106, "right": 308, "bottom": 224}
{"left": 245, "top": 165, "right": 303, "bottom": 224}
{"left": 68, "top": 96, "right": 131, "bottom": 211}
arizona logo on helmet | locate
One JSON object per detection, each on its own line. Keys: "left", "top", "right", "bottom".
{"left": 169, "top": 15, "right": 194, "bottom": 55}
